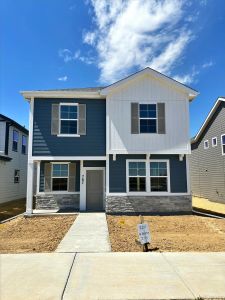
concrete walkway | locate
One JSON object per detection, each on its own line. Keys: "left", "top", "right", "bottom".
{"left": 56, "top": 213, "right": 111, "bottom": 253}
{"left": 1, "top": 252, "right": 225, "bottom": 300}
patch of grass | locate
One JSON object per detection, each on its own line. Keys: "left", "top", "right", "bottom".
{"left": 0, "top": 199, "right": 26, "bottom": 222}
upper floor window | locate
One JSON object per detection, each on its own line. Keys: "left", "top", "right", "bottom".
{"left": 204, "top": 140, "right": 209, "bottom": 149}
{"left": 60, "top": 104, "right": 78, "bottom": 135}
{"left": 139, "top": 104, "right": 157, "bottom": 133}
{"left": 212, "top": 137, "right": 217, "bottom": 147}
{"left": 52, "top": 163, "right": 69, "bottom": 191}
{"left": 22, "top": 135, "right": 27, "bottom": 154}
{"left": 12, "top": 130, "right": 19, "bottom": 151}
{"left": 221, "top": 135, "right": 225, "bottom": 155}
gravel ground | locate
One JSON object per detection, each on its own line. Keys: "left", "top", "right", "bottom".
{"left": 107, "top": 215, "right": 225, "bottom": 252}
{"left": 0, "top": 198, "right": 26, "bottom": 222}
{"left": 0, "top": 215, "right": 76, "bottom": 253}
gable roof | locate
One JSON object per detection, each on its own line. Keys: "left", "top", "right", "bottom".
{"left": 192, "top": 97, "right": 225, "bottom": 143}
{"left": 100, "top": 67, "right": 199, "bottom": 101}
{"left": 21, "top": 67, "right": 199, "bottom": 101}
{"left": 0, "top": 114, "right": 29, "bottom": 135}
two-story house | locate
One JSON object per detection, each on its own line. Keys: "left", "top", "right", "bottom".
{"left": 0, "top": 114, "right": 28, "bottom": 204}
{"left": 190, "top": 97, "right": 225, "bottom": 204}
{"left": 21, "top": 67, "right": 198, "bottom": 215}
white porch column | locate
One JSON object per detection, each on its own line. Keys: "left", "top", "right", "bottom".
{"left": 80, "top": 160, "right": 86, "bottom": 211}
{"left": 36, "top": 161, "right": 40, "bottom": 194}
{"left": 106, "top": 154, "right": 109, "bottom": 195}
{"left": 26, "top": 161, "right": 34, "bottom": 215}
{"left": 25, "top": 97, "right": 34, "bottom": 215}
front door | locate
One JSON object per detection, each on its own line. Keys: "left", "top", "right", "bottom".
{"left": 86, "top": 169, "right": 104, "bottom": 211}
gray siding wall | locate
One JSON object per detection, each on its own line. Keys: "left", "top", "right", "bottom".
{"left": 33, "top": 98, "right": 106, "bottom": 156}
{"left": 190, "top": 102, "right": 225, "bottom": 203}
{"left": 109, "top": 154, "right": 187, "bottom": 193}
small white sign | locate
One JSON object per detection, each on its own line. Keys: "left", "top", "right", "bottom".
{"left": 137, "top": 223, "right": 151, "bottom": 245}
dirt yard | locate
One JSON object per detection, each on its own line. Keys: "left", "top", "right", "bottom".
{"left": 107, "top": 215, "right": 225, "bottom": 252}
{"left": 0, "top": 198, "right": 26, "bottom": 222}
{"left": 0, "top": 215, "right": 76, "bottom": 253}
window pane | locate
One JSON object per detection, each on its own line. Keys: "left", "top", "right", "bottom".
{"left": 140, "top": 119, "right": 157, "bottom": 133}
{"left": 129, "top": 162, "right": 146, "bottom": 176}
{"left": 222, "top": 135, "right": 225, "bottom": 144}
{"left": 52, "top": 164, "right": 68, "bottom": 177}
{"left": 61, "top": 105, "right": 77, "bottom": 119}
{"left": 151, "top": 177, "right": 167, "bottom": 192}
{"left": 150, "top": 162, "right": 167, "bottom": 177}
{"left": 129, "top": 177, "right": 146, "bottom": 192}
{"left": 223, "top": 145, "right": 225, "bottom": 154}
{"left": 13, "top": 130, "right": 19, "bottom": 142}
{"left": 61, "top": 120, "right": 77, "bottom": 134}
{"left": 52, "top": 178, "right": 68, "bottom": 191}
{"left": 22, "top": 136, "right": 26, "bottom": 145}
{"left": 140, "top": 104, "right": 156, "bottom": 118}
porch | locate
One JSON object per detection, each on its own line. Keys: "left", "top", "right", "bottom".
{"left": 26, "top": 158, "right": 106, "bottom": 214}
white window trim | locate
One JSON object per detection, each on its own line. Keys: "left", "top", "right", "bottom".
{"left": 212, "top": 136, "right": 217, "bottom": 147}
{"left": 126, "top": 159, "right": 170, "bottom": 195}
{"left": 139, "top": 103, "right": 158, "bottom": 134}
{"left": 51, "top": 162, "right": 70, "bottom": 192}
{"left": 59, "top": 103, "right": 79, "bottom": 136}
{"left": 204, "top": 140, "right": 209, "bottom": 149}
{"left": 150, "top": 160, "right": 170, "bottom": 193}
{"left": 221, "top": 134, "right": 225, "bottom": 155}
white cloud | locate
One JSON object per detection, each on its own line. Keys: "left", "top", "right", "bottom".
{"left": 58, "top": 76, "right": 68, "bottom": 82}
{"left": 82, "top": 0, "right": 195, "bottom": 83}
{"left": 58, "top": 48, "right": 95, "bottom": 65}
{"left": 202, "top": 61, "right": 214, "bottom": 68}
{"left": 58, "top": 49, "right": 73, "bottom": 63}
{"left": 173, "top": 59, "right": 214, "bottom": 85}
{"left": 83, "top": 31, "right": 96, "bottom": 46}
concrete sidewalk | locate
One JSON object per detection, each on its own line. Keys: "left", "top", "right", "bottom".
{"left": 1, "top": 252, "right": 225, "bottom": 300}
{"left": 56, "top": 213, "right": 111, "bottom": 253}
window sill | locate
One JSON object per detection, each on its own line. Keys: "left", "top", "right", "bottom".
{"left": 36, "top": 191, "right": 80, "bottom": 195}
{"left": 57, "top": 134, "right": 80, "bottom": 137}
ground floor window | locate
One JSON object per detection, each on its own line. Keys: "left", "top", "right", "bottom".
{"left": 128, "top": 162, "right": 146, "bottom": 191}
{"left": 150, "top": 162, "right": 168, "bottom": 192}
{"left": 127, "top": 160, "right": 169, "bottom": 193}
{"left": 14, "top": 169, "right": 20, "bottom": 183}
{"left": 51, "top": 163, "right": 69, "bottom": 191}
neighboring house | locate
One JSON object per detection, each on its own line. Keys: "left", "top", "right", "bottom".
{"left": 21, "top": 67, "right": 198, "bottom": 215}
{"left": 0, "top": 114, "right": 28, "bottom": 204}
{"left": 190, "top": 97, "right": 225, "bottom": 204}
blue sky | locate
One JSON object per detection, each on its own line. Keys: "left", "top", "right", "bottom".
{"left": 1, "top": 0, "right": 225, "bottom": 137}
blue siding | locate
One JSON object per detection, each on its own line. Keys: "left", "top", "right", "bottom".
{"left": 83, "top": 160, "right": 106, "bottom": 167}
{"left": 33, "top": 98, "right": 106, "bottom": 156}
{"left": 109, "top": 154, "right": 187, "bottom": 193}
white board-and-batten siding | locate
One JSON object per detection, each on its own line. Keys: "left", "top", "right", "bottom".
{"left": 106, "top": 74, "right": 190, "bottom": 154}
{"left": 0, "top": 126, "right": 28, "bottom": 203}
